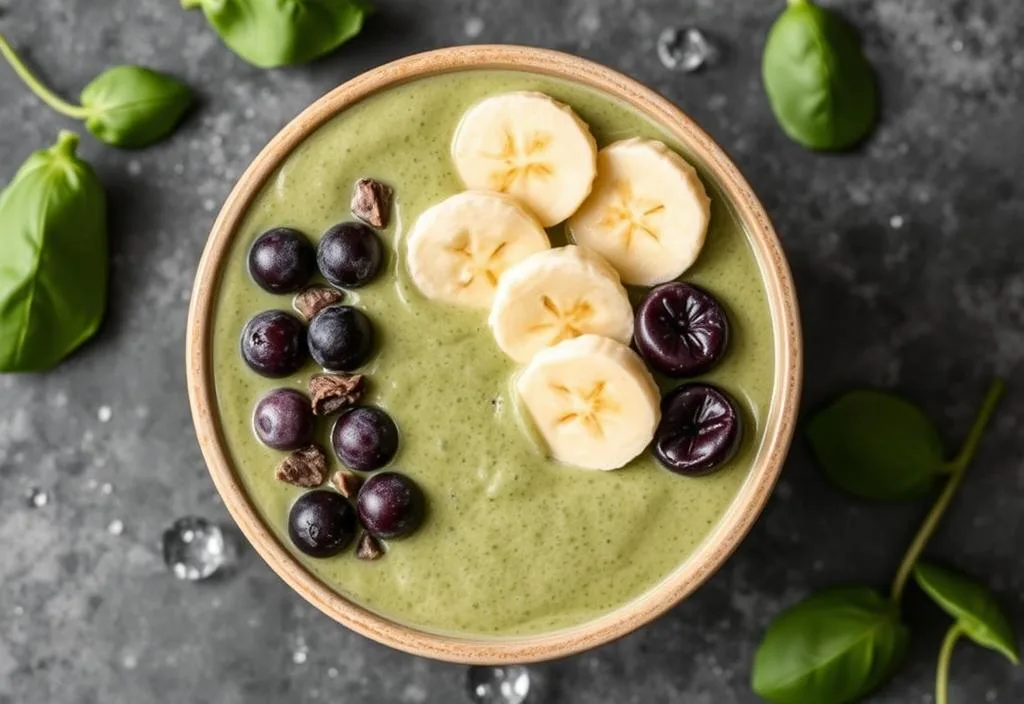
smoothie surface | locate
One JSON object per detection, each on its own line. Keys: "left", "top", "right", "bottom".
{"left": 211, "top": 70, "right": 775, "bottom": 636}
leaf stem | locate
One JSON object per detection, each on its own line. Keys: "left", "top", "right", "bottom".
{"left": 52, "top": 130, "right": 80, "bottom": 158}
{"left": 944, "top": 378, "right": 1006, "bottom": 475}
{"left": 890, "top": 378, "right": 1005, "bottom": 604}
{"left": 0, "top": 33, "right": 90, "bottom": 119}
{"left": 936, "top": 623, "right": 963, "bottom": 704}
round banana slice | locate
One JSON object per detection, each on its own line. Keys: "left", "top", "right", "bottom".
{"left": 489, "top": 246, "right": 633, "bottom": 363}
{"left": 516, "top": 334, "right": 661, "bottom": 471}
{"left": 567, "top": 138, "right": 711, "bottom": 286}
{"left": 405, "top": 191, "right": 550, "bottom": 308}
{"left": 452, "top": 91, "right": 598, "bottom": 227}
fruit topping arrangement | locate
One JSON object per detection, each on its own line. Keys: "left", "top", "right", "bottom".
{"left": 239, "top": 178, "right": 423, "bottom": 561}
{"left": 237, "top": 91, "right": 751, "bottom": 565}
{"left": 409, "top": 90, "right": 743, "bottom": 474}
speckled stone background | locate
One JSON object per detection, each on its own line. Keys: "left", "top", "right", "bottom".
{"left": 1, "top": 0, "right": 1022, "bottom": 702}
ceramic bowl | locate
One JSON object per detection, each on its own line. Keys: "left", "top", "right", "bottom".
{"left": 186, "top": 45, "right": 802, "bottom": 664}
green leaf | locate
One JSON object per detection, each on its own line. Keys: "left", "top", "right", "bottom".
{"left": 752, "top": 587, "right": 909, "bottom": 704}
{"left": 0, "top": 131, "right": 108, "bottom": 372}
{"left": 183, "top": 0, "right": 372, "bottom": 68}
{"left": 80, "top": 66, "right": 193, "bottom": 148}
{"left": 914, "top": 563, "right": 1020, "bottom": 664}
{"left": 0, "top": 34, "right": 192, "bottom": 148}
{"left": 762, "top": 0, "right": 878, "bottom": 150}
{"left": 806, "top": 390, "right": 947, "bottom": 500}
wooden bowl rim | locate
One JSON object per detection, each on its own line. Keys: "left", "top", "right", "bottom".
{"left": 186, "top": 44, "right": 802, "bottom": 664}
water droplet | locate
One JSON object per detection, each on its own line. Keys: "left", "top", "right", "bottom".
{"left": 657, "top": 27, "right": 720, "bottom": 73}
{"left": 465, "top": 666, "right": 530, "bottom": 704}
{"left": 13, "top": 605, "right": 24, "bottom": 616}
{"left": 127, "top": 160, "right": 142, "bottom": 176}
{"left": 889, "top": 215, "right": 905, "bottom": 229}
{"left": 107, "top": 519, "right": 125, "bottom": 536}
{"left": 951, "top": 38, "right": 965, "bottom": 53}
{"left": 100, "top": 483, "right": 114, "bottom": 495}
{"left": 86, "top": 479, "right": 99, "bottom": 491}
{"left": 97, "top": 406, "right": 113, "bottom": 423}
{"left": 161, "top": 516, "right": 231, "bottom": 581}
{"left": 26, "top": 487, "right": 49, "bottom": 508}
{"left": 464, "top": 17, "right": 484, "bottom": 38}
{"left": 122, "top": 653, "right": 138, "bottom": 669}
{"left": 327, "top": 667, "right": 339, "bottom": 678}
{"left": 292, "top": 649, "right": 308, "bottom": 665}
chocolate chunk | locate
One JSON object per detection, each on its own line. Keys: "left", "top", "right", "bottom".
{"left": 351, "top": 178, "right": 393, "bottom": 229}
{"left": 275, "top": 444, "right": 328, "bottom": 488}
{"left": 356, "top": 533, "right": 385, "bottom": 561}
{"left": 331, "top": 469, "right": 362, "bottom": 499}
{"left": 293, "top": 285, "right": 344, "bottom": 321}
{"left": 309, "top": 373, "right": 366, "bottom": 415}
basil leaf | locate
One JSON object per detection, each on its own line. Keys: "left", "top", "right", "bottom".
{"left": 806, "top": 390, "right": 946, "bottom": 500}
{"left": 0, "top": 131, "right": 107, "bottom": 372}
{"left": 752, "top": 587, "right": 909, "bottom": 704}
{"left": 0, "top": 35, "right": 193, "bottom": 149}
{"left": 80, "top": 66, "right": 193, "bottom": 148}
{"left": 914, "top": 563, "right": 1020, "bottom": 664}
{"left": 182, "top": 0, "right": 372, "bottom": 68}
{"left": 762, "top": 0, "right": 878, "bottom": 150}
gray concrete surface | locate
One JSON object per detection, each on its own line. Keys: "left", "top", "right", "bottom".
{"left": 1, "top": 0, "right": 1022, "bottom": 702}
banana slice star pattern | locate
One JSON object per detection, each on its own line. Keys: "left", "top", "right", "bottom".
{"left": 489, "top": 245, "right": 633, "bottom": 363}
{"left": 516, "top": 335, "right": 661, "bottom": 471}
{"left": 406, "top": 191, "right": 550, "bottom": 308}
{"left": 567, "top": 138, "right": 711, "bottom": 286}
{"left": 452, "top": 91, "right": 598, "bottom": 227}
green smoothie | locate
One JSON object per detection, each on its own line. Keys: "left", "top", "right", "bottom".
{"left": 211, "top": 70, "right": 774, "bottom": 636}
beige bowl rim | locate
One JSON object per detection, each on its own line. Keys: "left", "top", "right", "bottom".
{"left": 185, "top": 44, "right": 803, "bottom": 665}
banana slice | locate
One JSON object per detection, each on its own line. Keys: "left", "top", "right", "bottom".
{"left": 452, "top": 91, "right": 598, "bottom": 227}
{"left": 516, "top": 335, "right": 661, "bottom": 471}
{"left": 567, "top": 138, "right": 711, "bottom": 286}
{"left": 406, "top": 191, "right": 550, "bottom": 308}
{"left": 489, "top": 246, "right": 633, "bottom": 363}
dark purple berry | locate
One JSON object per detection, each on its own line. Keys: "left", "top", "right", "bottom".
{"left": 317, "top": 222, "right": 384, "bottom": 288}
{"left": 654, "top": 383, "right": 742, "bottom": 476}
{"left": 248, "top": 228, "right": 315, "bottom": 293}
{"left": 357, "top": 472, "right": 424, "bottom": 540}
{"left": 253, "top": 388, "right": 314, "bottom": 450}
{"left": 307, "top": 305, "right": 374, "bottom": 371}
{"left": 241, "top": 310, "right": 307, "bottom": 378}
{"left": 331, "top": 406, "right": 398, "bottom": 471}
{"left": 634, "top": 282, "right": 729, "bottom": 377}
{"left": 288, "top": 490, "right": 358, "bottom": 558}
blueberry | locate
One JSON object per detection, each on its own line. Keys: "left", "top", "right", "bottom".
{"left": 307, "top": 305, "right": 374, "bottom": 371}
{"left": 331, "top": 406, "right": 398, "bottom": 471}
{"left": 248, "top": 228, "right": 315, "bottom": 293}
{"left": 654, "top": 383, "right": 742, "bottom": 476}
{"left": 634, "top": 282, "right": 729, "bottom": 377}
{"left": 288, "top": 490, "right": 358, "bottom": 558}
{"left": 241, "top": 310, "right": 307, "bottom": 378}
{"left": 253, "top": 388, "right": 314, "bottom": 450}
{"left": 357, "top": 472, "right": 424, "bottom": 540}
{"left": 317, "top": 222, "right": 384, "bottom": 288}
